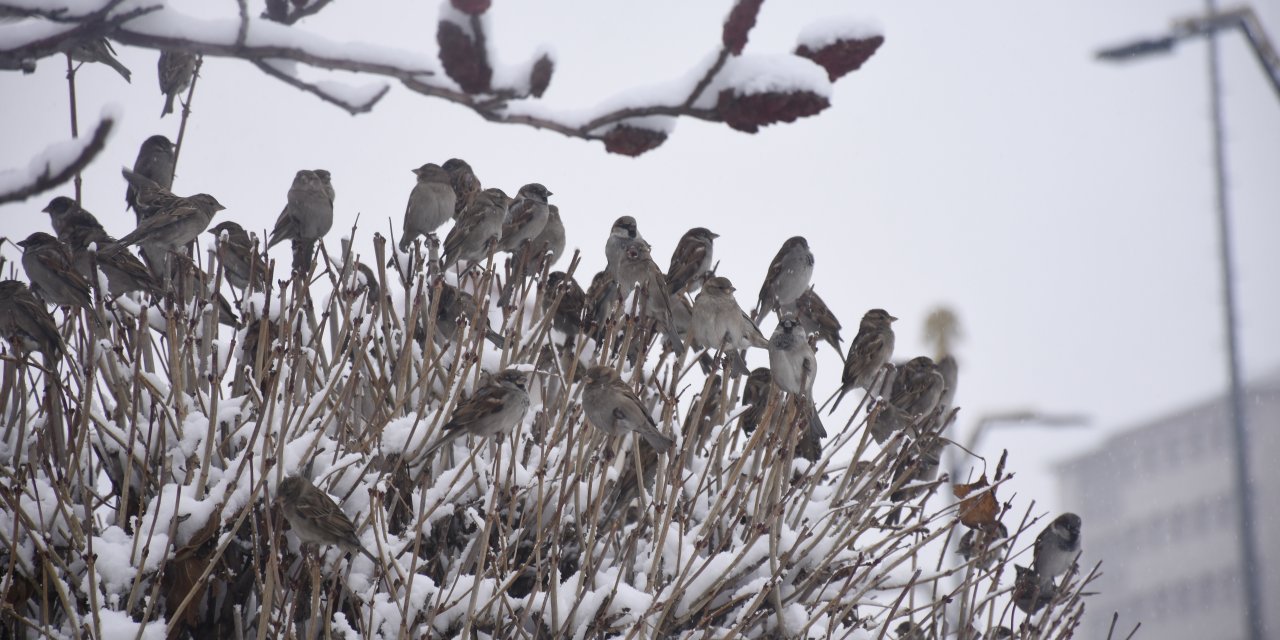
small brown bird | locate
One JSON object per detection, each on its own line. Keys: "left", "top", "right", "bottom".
{"left": 792, "top": 287, "right": 843, "bottom": 356}
{"left": 118, "top": 168, "right": 225, "bottom": 275}
{"left": 605, "top": 215, "right": 646, "bottom": 278}
{"left": 1034, "top": 513, "right": 1082, "bottom": 580}
{"left": 615, "top": 242, "right": 684, "bottom": 352}
{"left": 518, "top": 204, "right": 565, "bottom": 273}
{"left": 125, "top": 135, "right": 176, "bottom": 221}
{"left": 18, "top": 232, "right": 93, "bottom": 309}
{"left": 208, "top": 221, "right": 269, "bottom": 292}
{"left": 665, "top": 227, "right": 718, "bottom": 296}
{"left": 442, "top": 158, "right": 481, "bottom": 218}
{"left": 1012, "top": 565, "right": 1058, "bottom": 614}
{"left": 754, "top": 236, "right": 814, "bottom": 323}
{"left": 581, "top": 365, "right": 674, "bottom": 454}
{"left": 424, "top": 368, "right": 531, "bottom": 458}
{"left": 443, "top": 187, "right": 506, "bottom": 267}
{"left": 542, "top": 271, "right": 586, "bottom": 344}
{"left": 276, "top": 475, "right": 375, "bottom": 561}
{"left": 157, "top": 50, "right": 197, "bottom": 117}
{"left": 827, "top": 309, "right": 896, "bottom": 414}
{"left": 739, "top": 367, "right": 772, "bottom": 435}
{"left": 45, "top": 197, "right": 159, "bottom": 296}
{"left": 500, "top": 183, "right": 553, "bottom": 252}
{"left": 691, "top": 276, "right": 767, "bottom": 375}
{"left": 0, "top": 279, "right": 65, "bottom": 362}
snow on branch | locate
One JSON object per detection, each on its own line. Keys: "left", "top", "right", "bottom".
{"left": 0, "top": 111, "right": 115, "bottom": 205}
{"left": 0, "top": 0, "right": 884, "bottom": 155}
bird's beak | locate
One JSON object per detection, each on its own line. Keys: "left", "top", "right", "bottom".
{"left": 889, "top": 315, "right": 899, "bottom": 322}
{"left": 711, "top": 232, "right": 721, "bottom": 239}
{"left": 547, "top": 191, "right": 554, "bottom": 197}
{"left": 728, "top": 285, "right": 736, "bottom": 292}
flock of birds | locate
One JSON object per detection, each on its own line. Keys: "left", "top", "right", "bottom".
{"left": 0, "top": 130, "right": 1083, "bottom": 621}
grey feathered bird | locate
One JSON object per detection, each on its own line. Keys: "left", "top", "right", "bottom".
{"left": 792, "top": 287, "right": 842, "bottom": 356}
{"left": 268, "top": 170, "right": 333, "bottom": 273}
{"left": 754, "top": 236, "right": 814, "bottom": 322}
{"left": 66, "top": 37, "right": 131, "bottom": 82}
{"left": 605, "top": 216, "right": 647, "bottom": 278}
{"left": 1034, "top": 513, "right": 1082, "bottom": 579}
{"left": 399, "top": 163, "right": 456, "bottom": 251}
{"left": 581, "top": 365, "right": 674, "bottom": 454}
{"left": 44, "top": 197, "right": 159, "bottom": 296}
{"left": 0, "top": 280, "right": 65, "bottom": 362}
{"left": 767, "top": 314, "right": 825, "bottom": 459}
{"left": 615, "top": 242, "right": 684, "bottom": 352}
{"left": 519, "top": 204, "right": 565, "bottom": 272}
{"left": 691, "top": 276, "right": 767, "bottom": 376}
{"left": 18, "top": 233, "right": 93, "bottom": 309}
{"left": 118, "top": 168, "right": 224, "bottom": 276}
{"left": 125, "top": 135, "right": 176, "bottom": 221}
{"left": 442, "top": 158, "right": 481, "bottom": 218}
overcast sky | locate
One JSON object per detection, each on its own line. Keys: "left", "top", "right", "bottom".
{"left": 2, "top": 0, "right": 1278, "bottom": 574}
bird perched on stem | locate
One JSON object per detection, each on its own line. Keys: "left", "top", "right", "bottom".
{"left": 791, "top": 287, "right": 842, "bottom": 357}
{"left": 64, "top": 37, "right": 131, "bottom": 82}
{"left": 691, "top": 276, "right": 767, "bottom": 376}
{"left": 827, "top": 309, "right": 896, "bottom": 414}
{"left": 754, "top": 236, "right": 813, "bottom": 323}
{"left": 157, "top": 50, "right": 197, "bottom": 117}
{"left": 1034, "top": 513, "right": 1082, "bottom": 580}
{"left": 542, "top": 271, "right": 586, "bottom": 345}
{"left": 208, "top": 221, "right": 268, "bottom": 292}
{"left": 615, "top": 242, "right": 684, "bottom": 352}
{"left": 44, "top": 198, "right": 159, "bottom": 297}
{"left": 605, "top": 216, "right": 646, "bottom": 278}
{"left": 500, "top": 183, "right": 553, "bottom": 253}
{"left": 276, "top": 475, "right": 376, "bottom": 562}
{"left": 443, "top": 187, "right": 506, "bottom": 268}
{"left": 581, "top": 365, "right": 674, "bottom": 455}
{"left": 517, "top": 204, "right": 565, "bottom": 275}
{"left": 399, "top": 163, "right": 456, "bottom": 252}
{"left": 442, "top": 158, "right": 481, "bottom": 218}
{"left": 18, "top": 232, "right": 93, "bottom": 309}
{"left": 665, "top": 227, "right": 718, "bottom": 296}
{"left": 423, "top": 368, "right": 531, "bottom": 458}
{"left": 768, "top": 314, "right": 825, "bottom": 460}
{"left": 0, "top": 279, "right": 65, "bottom": 363}
{"left": 268, "top": 169, "right": 333, "bottom": 273}
{"left": 118, "top": 168, "right": 225, "bottom": 277}
{"left": 125, "top": 135, "right": 176, "bottom": 222}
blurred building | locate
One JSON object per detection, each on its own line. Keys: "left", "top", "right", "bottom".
{"left": 1054, "top": 371, "right": 1280, "bottom": 640}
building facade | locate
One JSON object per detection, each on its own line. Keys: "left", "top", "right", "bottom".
{"left": 1054, "top": 373, "right": 1279, "bottom": 639}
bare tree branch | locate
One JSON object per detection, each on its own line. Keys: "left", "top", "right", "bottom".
{"left": 0, "top": 115, "right": 114, "bottom": 205}
{"left": 256, "top": 59, "right": 389, "bottom": 115}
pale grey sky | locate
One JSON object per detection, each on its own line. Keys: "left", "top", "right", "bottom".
{"left": 2, "top": 0, "right": 1278, "bottom": 576}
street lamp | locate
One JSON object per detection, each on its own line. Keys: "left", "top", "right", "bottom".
{"left": 1095, "top": 5, "right": 1271, "bottom": 640}
{"left": 949, "top": 410, "right": 1090, "bottom": 485}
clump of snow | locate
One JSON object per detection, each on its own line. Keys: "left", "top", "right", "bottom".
{"left": 713, "top": 53, "right": 832, "bottom": 99}
{"left": 0, "top": 117, "right": 115, "bottom": 198}
{"left": 97, "top": 608, "right": 166, "bottom": 640}
{"left": 797, "top": 16, "right": 885, "bottom": 49}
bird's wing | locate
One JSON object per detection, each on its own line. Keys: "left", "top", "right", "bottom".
{"left": 665, "top": 237, "right": 708, "bottom": 293}
{"left": 444, "top": 385, "right": 509, "bottom": 430}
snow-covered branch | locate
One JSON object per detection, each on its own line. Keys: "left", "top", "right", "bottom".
{"left": 0, "top": 0, "right": 884, "bottom": 155}
{"left": 0, "top": 112, "right": 114, "bottom": 205}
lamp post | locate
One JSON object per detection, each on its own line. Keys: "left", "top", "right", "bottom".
{"left": 949, "top": 410, "right": 1089, "bottom": 486}
{"left": 1096, "top": 5, "right": 1271, "bottom": 640}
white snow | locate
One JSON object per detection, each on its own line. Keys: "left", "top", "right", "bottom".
{"left": 0, "top": 109, "right": 117, "bottom": 199}
{"left": 796, "top": 16, "right": 885, "bottom": 49}
{"left": 714, "top": 54, "right": 833, "bottom": 99}
{"left": 97, "top": 609, "right": 166, "bottom": 640}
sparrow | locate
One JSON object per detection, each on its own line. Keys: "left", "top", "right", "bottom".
{"left": 1012, "top": 565, "right": 1058, "bottom": 615}
{"left": 443, "top": 187, "right": 506, "bottom": 267}
{"left": 0, "top": 279, "right": 65, "bottom": 362}
{"left": 691, "top": 276, "right": 767, "bottom": 376}
{"left": 442, "top": 158, "right": 481, "bottom": 218}
{"left": 44, "top": 198, "right": 159, "bottom": 296}
{"left": 889, "top": 356, "right": 947, "bottom": 417}
{"left": 581, "top": 365, "right": 675, "bottom": 454}
{"left": 422, "top": 281, "right": 495, "bottom": 347}
{"left": 768, "top": 314, "right": 825, "bottom": 459}
{"left": 276, "top": 475, "right": 375, "bottom": 561}
{"left": 157, "top": 49, "right": 197, "bottom": 117}
{"left": 423, "top": 368, "right": 531, "bottom": 458}
{"left": 957, "top": 522, "right": 1008, "bottom": 570}
{"left": 399, "top": 163, "right": 456, "bottom": 251}
{"left": 118, "top": 169, "right": 225, "bottom": 272}
{"left": 739, "top": 367, "right": 772, "bottom": 435}
{"left": 665, "top": 227, "right": 718, "bottom": 296}
{"left": 828, "top": 309, "right": 896, "bottom": 414}
{"left": 18, "top": 233, "right": 93, "bottom": 309}
{"left": 313, "top": 169, "right": 335, "bottom": 207}
{"left": 584, "top": 269, "right": 619, "bottom": 340}
{"left": 268, "top": 169, "right": 333, "bottom": 273}
{"left": 125, "top": 135, "right": 176, "bottom": 221}
{"left": 754, "top": 236, "right": 814, "bottom": 322}
{"left": 1034, "top": 513, "right": 1082, "bottom": 580}
{"left": 937, "top": 354, "right": 958, "bottom": 411}
{"left": 615, "top": 242, "right": 684, "bottom": 352}
{"left": 604, "top": 216, "right": 647, "bottom": 278}
{"left": 518, "top": 204, "right": 565, "bottom": 272}
{"left": 208, "top": 221, "right": 268, "bottom": 292}
{"left": 499, "top": 183, "right": 552, "bottom": 252}
{"left": 542, "top": 271, "right": 586, "bottom": 343}
{"left": 65, "top": 37, "right": 131, "bottom": 82}
{"left": 792, "top": 287, "right": 842, "bottom": 356}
